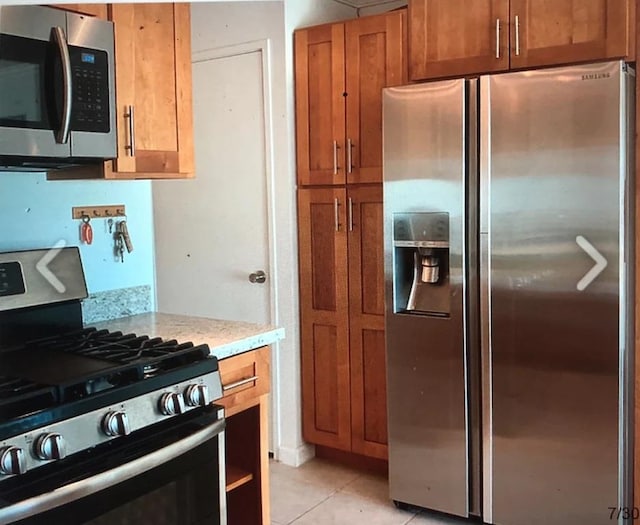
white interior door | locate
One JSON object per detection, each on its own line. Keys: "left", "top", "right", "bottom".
{"left": 153, "top": 50, "right": 271, "bottom": 325}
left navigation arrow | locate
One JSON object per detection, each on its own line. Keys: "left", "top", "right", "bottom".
{"left": 36, "top": 241, "right": 67, "bottom": 293}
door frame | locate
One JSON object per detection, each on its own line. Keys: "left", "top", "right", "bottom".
{"left": 192, "top": 39, "right": 281, "bottom": 456}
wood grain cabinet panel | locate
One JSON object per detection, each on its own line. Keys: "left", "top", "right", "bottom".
{"left": 295, "top": 24, "right": 346, "bottom": 186}
{"left": 299, "top": 185, "right": 386, "bottom": 458}
{"left": 345, "top": 13, "right": 406, "bottom": 184}
{"left": 218, "top": 347, "right": 271, "bottom": 525}
{"left": 348, "top": 185, "right": 387, "bottom": 459}
{"left": 298, "top": 188, "right": 352, "bottom": 451}
{"left": 409, "top": 0, "right": 634, "bottom": 80}
{"left": 409, "top": 0, "right": 509, "bottom": 80}
{"left": 108, "top": 3, "right": 194, "bottom": 178}
{"left": 510, "top": 0, "right": 633, "bottom": 69}
{"left": 295, "top": 10, "right": 406, "bottom": 186}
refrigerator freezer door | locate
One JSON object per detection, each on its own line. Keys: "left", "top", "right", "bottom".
{"left": 384, "top": 79, "right": 478, "bottom": 517}
{"left": 481, "top": 61, "right": 632, "bottom": 525}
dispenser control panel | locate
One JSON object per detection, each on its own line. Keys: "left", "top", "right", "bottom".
{"left": 393, "top": 212, "right": 449, "bottom": 247}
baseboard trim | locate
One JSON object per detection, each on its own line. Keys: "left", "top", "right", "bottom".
{"left": 277, "top": 443, "right": 315, "bottom": 467}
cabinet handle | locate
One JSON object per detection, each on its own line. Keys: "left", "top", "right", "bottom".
{"left": 348, "top": 197, "right": 354, "bottom": 232}
{"left": 514, "top": 15, "right": 520, "bottom": 56}
{"left": 125, "top": 105, "right": 136, "bottom": 156}
{"left": 334, "top": 197, "right": 341, "bottom": 232}
{"left": 333, "top": 140, "right": 340, "bottom": 175}
{"left": 347, "top": 139, "right": 353, "bottom": 174}
{"left": 222, "top": 375, "right": 259, "bottom": 392}
{"left": 495, "top": 19, "right": 501, "bottom": 59}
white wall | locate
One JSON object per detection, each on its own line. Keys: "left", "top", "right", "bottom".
{"left": 188, "top": 0, "right": 298, "bottom": 464}
{"left": 152, "top": 0, "right": 359, "bottom": 467}
{"left": 152, "top": 1, "right": 356, "bottom": 467}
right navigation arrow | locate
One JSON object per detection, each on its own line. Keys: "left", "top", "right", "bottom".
{"left": 575, "top": 235, "right": 607, "bottom": 291}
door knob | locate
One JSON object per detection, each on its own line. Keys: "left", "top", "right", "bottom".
{"left": 249, "top": 270, "right": 267, "bottom": 284}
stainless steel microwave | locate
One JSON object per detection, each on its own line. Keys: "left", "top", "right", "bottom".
{"left": 0, "top": 5, "right": 116, "bottom": 171}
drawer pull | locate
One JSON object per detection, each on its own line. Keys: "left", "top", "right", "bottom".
{"left": 223, "top": 375, "right": 259, "bottom": 392}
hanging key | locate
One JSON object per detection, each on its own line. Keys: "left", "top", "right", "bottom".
{"left": 107, "top": 218, "right": 114, "bottom": 234}
{"left": 114, "top": 232, "right": 125, "bottom": 263}
{"left": 118, "top": 220, "right": 134, "bottom": 253}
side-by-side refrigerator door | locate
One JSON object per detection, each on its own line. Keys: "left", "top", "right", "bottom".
{"left": 383, "top": 79, "right": 478, "bottom": 518}
{"left": 480, "top": 61, "right": 633, "bottom": 525}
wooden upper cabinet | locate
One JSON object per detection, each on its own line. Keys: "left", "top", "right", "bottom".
{"left": 409, "top": 0, "right": 510, "bottom": 80}
{"left": 107, "top": 3, "right": 194, "bottom": 179}
{"left": 295, "top": 24, "right": 346, "bottom": 186}
{"left": 510, "top": 0, "right": 634, "bottom": 69}
{"left": 295, "top": 10, "right": 407, "bottom": 186}
{"left": 409, "top": 0, "right": 634, "bottom": 80}
{"left": 298, "top": 188, "right": 352, "bottom": 451}
{"left": 345, "top": 11, "right": 406, "bottom": 184}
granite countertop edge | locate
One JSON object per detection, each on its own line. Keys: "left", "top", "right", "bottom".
{"left": 91, "top": 312, "right": 285, "bottom": 361}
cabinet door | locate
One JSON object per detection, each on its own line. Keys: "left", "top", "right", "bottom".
{"left": 298, "top": 188, "right": 351, "bottom": 451}
{"left": 295, "top": 24, "right": 346, "bottom": 186}
{"left": 347, "top": 186, "right": 387, "bottom": 459}
{"left": 345, "top": 11, "right": 406, "bottom": 185}
{"left": 409, "top": 0, "right": 510, "bottom": 80}
{"left": 108, "top": 3, "right": 194, "bottom": 178}
{"left": 510, "top": 0, "right": 632, "bottom": 69}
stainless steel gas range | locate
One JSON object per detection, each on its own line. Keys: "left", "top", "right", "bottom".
{"left": 0, "top": 247, "right": 226, "bottom": 525}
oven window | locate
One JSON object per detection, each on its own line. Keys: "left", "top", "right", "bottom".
{"left": 20, "top": 436, "right": 223, "bottom": 525}
{"left": 0, "top": 34, "right": 58, "bottom": 130}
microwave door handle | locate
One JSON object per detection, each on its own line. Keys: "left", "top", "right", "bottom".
{"left": 52, "top": 26, "right": 72, "bottom": 144}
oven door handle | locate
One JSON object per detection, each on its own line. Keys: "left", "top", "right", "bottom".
{"left": 52, "top": 26, "right": 72, "bottom": 145}
{"left": 0, "top": 418, "right": 225, "bottom": 525}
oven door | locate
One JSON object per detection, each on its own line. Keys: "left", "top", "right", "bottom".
{"left": 0, "top": 406, "right": 226, "bottom": 525}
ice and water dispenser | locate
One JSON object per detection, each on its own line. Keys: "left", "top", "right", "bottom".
{"left": 392, "top": 213, "right": 450, "bottom": 316}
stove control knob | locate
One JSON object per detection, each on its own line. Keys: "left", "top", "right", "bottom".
{"left": 34, "top": 433, "right": 66, "bottom": 461}
{"left": 159, "top": 392, "right": 186, "bottom": 416}
{"left": 102, "top": 411, "right": 131, "bottom": 437}
{"left": 184, "top": 384, "right": 210, "bottom": 407}
{"left": 0, "top": 447, "right": 26, "bottom": 475}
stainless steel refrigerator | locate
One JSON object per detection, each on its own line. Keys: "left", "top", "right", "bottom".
{"left": 383, "top": 61, "right": 634, "bottom": 525}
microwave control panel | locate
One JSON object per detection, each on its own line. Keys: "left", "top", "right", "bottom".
{"left": 69, "top": 46, "right": 110, "bottom": 133}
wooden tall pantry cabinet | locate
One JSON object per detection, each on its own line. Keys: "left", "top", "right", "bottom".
{"left": 295, "top": 10, "right": 406, "bottom": 460}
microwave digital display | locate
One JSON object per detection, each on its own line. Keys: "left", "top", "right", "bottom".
{"left": 81, "top": 53, "right": 96, "bottom": 64}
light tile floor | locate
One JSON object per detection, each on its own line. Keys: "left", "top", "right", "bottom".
{"left": 270, "top": 458, "right": 471, "bottom": 525}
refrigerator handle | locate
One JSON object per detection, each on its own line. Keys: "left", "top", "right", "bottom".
{"left": 495, "top": 19, "right": 501, "bottom": 59}
{"left": 480, "top": 232, "right": 493, "bottom": 524}
{"left": 479, "top": 75, "right": 493, "bottom": 523}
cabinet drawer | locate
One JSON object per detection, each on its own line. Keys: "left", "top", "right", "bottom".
{"left": 218, "top": 347, "right": 270, "bottom": 416}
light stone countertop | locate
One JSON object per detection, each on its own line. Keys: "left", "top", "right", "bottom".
{"left": 92, "top": 312, "right": 285, "bottom": 360}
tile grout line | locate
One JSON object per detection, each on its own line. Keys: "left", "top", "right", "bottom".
{"left": 285, "top": 472, "right": 363, "bottom": 524}
{"left": 286, "top": 486, "right": 341, "bottom": 525}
